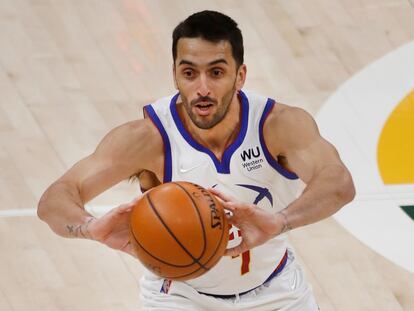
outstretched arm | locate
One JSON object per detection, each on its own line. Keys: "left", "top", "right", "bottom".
{"left": 269, "top": 105, "right": 355, "bottom": 231}
{"left": 213, "top": 104, "right": 355, "bottom": 256}
{"left": 37, "top": 119, "right": 163, "bottom": 255}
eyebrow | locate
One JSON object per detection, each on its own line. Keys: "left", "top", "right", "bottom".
{"left": 178, "top": 58, "right": 228, "bottom": 67}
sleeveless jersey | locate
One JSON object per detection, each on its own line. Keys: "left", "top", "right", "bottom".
{"left": 143, "top": 90, "right": 305, "bottom": 295}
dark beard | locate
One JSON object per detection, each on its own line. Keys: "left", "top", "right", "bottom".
{"left": 181, "top": 81, "right": 237, "bottom": 130}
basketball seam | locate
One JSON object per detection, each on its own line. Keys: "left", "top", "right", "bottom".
{"left": 131, "top": 226, "right": 209, "bottom": 279}
{"left": 162, "top": 189, "right": 228, "bottom": 280}
{"left": 175, "top": 183, "right": 227, "bottom": 268}
{"left": 172, "top": 182, "right": 207, "bottom": 260}
{"left": 130, "top": 228, "right": 199, "bottom": 268}
{"left": 146, "top": 192, "right": 209, "bottom": 270}
{"left": 130, "top": 184, "right": 228, "bottom": 279}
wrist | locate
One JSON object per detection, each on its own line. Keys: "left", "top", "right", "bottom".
{"left": 276, "top": 209, "right": 292, "bottom": 235}
{"left": 81, "top": 216, "right": 97, "bottom": 240}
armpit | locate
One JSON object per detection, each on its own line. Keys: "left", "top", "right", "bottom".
{"left": 132, "top": 170, "right": 161, "bottom": 193}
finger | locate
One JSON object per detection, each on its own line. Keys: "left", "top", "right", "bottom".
{"left": 116, "top": 203, "right": 135, "bottom": 214}
{"left": 222, "top": 202, "right": 250, "bottom": 218}
{"left": 226, "top": 215, "right": 236, "bottom": 226}
{"left": 130, "top": 195, "right": 143, "bottom": 204}
{"left": 213, "top": 194, "right": 226, "bottom": 206}
{"left": 221, "top": 201, "right": 236, "bottom": 212}
{"left": 119, "top": 195, "right": 145, "bottom": 212}
{"left": 208, "top": 188, "right": 236, "bottom": 203}
{"left": 224, "top": 242, "right": 249, "bottom": 257}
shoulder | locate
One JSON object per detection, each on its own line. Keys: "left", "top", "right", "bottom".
{"left": 245, "top": 91, "right": 314, "bottom": 128}
{"left": 125, "top": 118, "right": 162, "bottom": 139}
{"left": 267, "top": 102, "right": 316, "bottom": 129}
{"left": 99, "top": 118, "right": 161, "bottom": 147}
{"left": 95, "top": 118, "right": 163, "bottom": 169}
{"left": 263, "top": 102, "right": 320, "bottom": 154}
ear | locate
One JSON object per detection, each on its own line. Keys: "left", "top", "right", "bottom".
{"left": 235, "top": 64, "right": 247, "bottom": 91}
{"left": 173, "top": 64, "right": 178, "bottom": 89}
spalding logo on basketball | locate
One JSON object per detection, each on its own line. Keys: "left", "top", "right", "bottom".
{"left": 130, "top": 182, "right": 228, "bottom": 280}
{"left": 317, "top": 41, "right": 414, "bottom": 273}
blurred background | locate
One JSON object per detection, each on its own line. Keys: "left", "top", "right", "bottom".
{"left": 0, "top": 1, "right": 413, "bottom": 310}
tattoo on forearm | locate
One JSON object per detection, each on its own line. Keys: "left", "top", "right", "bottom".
{"left": 66, "top": 225, "right": 74, "bottom": 234}
{"left": 66, "top": 224, "right": 83, "bottom": 237}
{"left": 66, "top": 217, "right": 96, "bottom": 238}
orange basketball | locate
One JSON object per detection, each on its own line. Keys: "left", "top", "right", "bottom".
{"left": 130, "top": 181, "right": 228, "bottom": 281}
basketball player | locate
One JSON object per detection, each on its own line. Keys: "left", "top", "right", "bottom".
{"left": 38, "top": 11, "right": 355, "bottom": 311}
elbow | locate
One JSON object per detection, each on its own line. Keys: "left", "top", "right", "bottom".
{"left": 338, "top": 169, "right": 356, "bottom": 205}
{"left": 37, "top": 183, "right": 59, "bottom": 222}
{"left": 37, "top": 192, "right": 49, "bottom": 222}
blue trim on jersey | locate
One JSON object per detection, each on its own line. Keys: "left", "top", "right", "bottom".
{"left": 259, "top": 99, "right": 299, "bottom": 180}
{"left": 143, "top": 105, "right": 172, "bottom": 182}
{"left": 170, "top": 91, "right": 249, "bottom": 174}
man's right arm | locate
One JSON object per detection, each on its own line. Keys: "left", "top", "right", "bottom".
{"left": 37, "top": 119, "right": 163, "bottom": 241}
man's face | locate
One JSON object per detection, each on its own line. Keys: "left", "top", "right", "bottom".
{"left": 174, "top": 38, "right": 245, "bottom": 129}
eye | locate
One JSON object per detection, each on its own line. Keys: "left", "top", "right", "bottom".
{"left": 211, "top": 68, "right": 224, "bottom": 77}
{"left": 183, "top": 69, "right": 195, "bottom": 78}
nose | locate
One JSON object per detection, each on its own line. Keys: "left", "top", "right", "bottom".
{"left": 197, "top": 73, "right": 210, "bottom": 97}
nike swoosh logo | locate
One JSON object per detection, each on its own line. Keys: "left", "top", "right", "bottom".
{"left": 179, "top": 163, "right": 204, "bottom": 173}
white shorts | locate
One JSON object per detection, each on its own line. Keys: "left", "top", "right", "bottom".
{"left": 139, "top": 249, "right": 319, "bottom": 311}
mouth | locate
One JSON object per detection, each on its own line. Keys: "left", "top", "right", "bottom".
{"left": 194, "top": 102, "right": 214, "bottom": 116}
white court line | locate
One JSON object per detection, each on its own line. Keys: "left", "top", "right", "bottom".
{"left": 0, "top": 205, "right": 116, "bottom": 218}
{"left": 1, "top": 195, "right": 413, "bottom": 218}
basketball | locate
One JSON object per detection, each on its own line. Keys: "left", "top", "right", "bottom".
{"left": 129, "top": 181, "right": 229, "bottom": 281}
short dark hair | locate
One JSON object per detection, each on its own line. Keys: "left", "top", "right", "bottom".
{"left": 172, "top": 10, "right": 244, "bottom": 67}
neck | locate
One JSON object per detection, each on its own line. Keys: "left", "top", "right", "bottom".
{"left": 177, "top": 92, "right": 242, "bottom": 160}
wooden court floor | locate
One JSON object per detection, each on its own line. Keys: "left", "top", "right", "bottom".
{"left": 0, "top": 1, "right": 413, "bottom": 310}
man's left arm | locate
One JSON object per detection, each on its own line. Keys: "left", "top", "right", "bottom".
{"left": 271, "top": 106, "right": 355, "bottom": 231}
{"left": 211, "top": 105, "right": 355, "bottom": 256}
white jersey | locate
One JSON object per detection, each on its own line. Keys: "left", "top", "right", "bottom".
{"left": 143, "top": 90, "right": 305, "bottom": 295}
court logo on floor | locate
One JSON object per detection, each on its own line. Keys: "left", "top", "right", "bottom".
{"left": 316, "top": 41, "right": 414, "bottom": 273}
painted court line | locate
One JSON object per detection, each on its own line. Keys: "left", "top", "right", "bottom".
{"left": 0, "top": 205, "right": 116, "bottom": 218}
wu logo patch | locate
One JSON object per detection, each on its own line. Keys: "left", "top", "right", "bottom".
{"left": 240, "top": 146, "right": 261, "bottom": 161}
{"left": 240, "top": 146, "right": 264, "bottom": 172}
